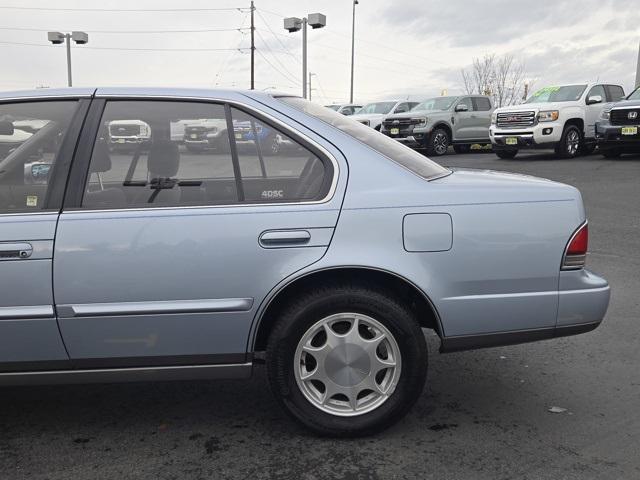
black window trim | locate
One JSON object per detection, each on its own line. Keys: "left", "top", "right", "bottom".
{"left": 0, "top": 97, "right": 90, "bottom": 215}
{"left": 62, "top": 96, "right": 338, "bottom": 211}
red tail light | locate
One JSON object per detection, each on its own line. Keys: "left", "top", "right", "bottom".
{"left": 562, "top": 223, "right": 588, "bottom": 270}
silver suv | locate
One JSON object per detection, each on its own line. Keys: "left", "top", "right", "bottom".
{"left": 381, "top": 96, "right": 494, "bottom": 156}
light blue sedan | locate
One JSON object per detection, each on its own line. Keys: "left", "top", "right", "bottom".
{"left": 0, "top": 88, "right": 609, "bottom": 436}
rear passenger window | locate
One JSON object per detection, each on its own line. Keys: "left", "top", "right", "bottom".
{"left": 82, "top": 101, "right": 237, "bottom": 209}
{"left": 474, "top": 97, "right": 492, "bottom": 111}
{"left": 0, "top": 101, "right": 78, "bottom": 213}
{"left": 230, "top": 107, "right": 329, "bottom": 203}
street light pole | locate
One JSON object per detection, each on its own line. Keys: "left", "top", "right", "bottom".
{"left": 302, "top": 18, "right": 307, "bottom": 99}
{"left": 350, "top": 0, "right": 358, "bottom": 103}
{"left": 65, "top": 34, "right": 72, "bottom": 87}
{"left": 284, "top": 13, "right": 326, "bottom": 99}
{"left": 48, "top": 31, "right": 88, "bottom": 87}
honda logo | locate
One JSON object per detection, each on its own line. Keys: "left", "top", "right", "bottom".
{"left": 628, "top": 111, "right": 638, "bottom": 120}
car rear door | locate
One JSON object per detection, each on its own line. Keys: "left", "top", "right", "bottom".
{"left": 0, "top": 96, "right": 89, "bottom": 371}
{"left": 53, "top": 95, "right": 345, "bottom": 368}
{"left": 471, "top": 97, "right": 493, "bottom": 140}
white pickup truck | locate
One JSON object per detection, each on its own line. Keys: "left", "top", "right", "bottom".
{"left": 490, "top": 83, "right": 625, "bottom": 159}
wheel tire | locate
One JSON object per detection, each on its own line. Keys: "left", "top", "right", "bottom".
{"left": 216, "top": 135, "right": 230, "bottom": 154}
{"left": 426, "top": 128, "right": 450, "bottom": 156}
{"left": 453, "top": 144, "right": 471, "bottom": 154}
{"left": 555, "top": 125, "right": 582, "bottom": 159}
{"left": 602, "top": 148, "right": 622, "bottom": 158}
{"left": 266, "top": 284, "right": 428, "bottom": 437}
{"left": 495, "top": 149, "right": 518, "bottom": 159}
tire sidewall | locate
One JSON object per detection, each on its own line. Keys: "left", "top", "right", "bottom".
{"left": 267, "top": 288, "right": 427, "bottom": 436}
{"left": 428, "top": 128, "right": 449, "bottom": 156}
{"left": 559, "top": 125, "right": 582, "bottom": 158}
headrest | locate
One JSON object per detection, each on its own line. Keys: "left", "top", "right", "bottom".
{"left": 90, "top": 141, "right": 112, "bottom": 173}
{"left": 148, "top": 141, "right": 179, "bottom": 177}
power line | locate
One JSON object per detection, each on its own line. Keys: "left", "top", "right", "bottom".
{"left": 255, "top": 49, "right": 300, "bottom": 88}
{"left": 0, "top": 5, "right": 248, "bottom": 12}
{"left": 0, "top": 40, "right": 249, "bottom": 52}
{"left": 255, "top": 9, "right": 300, "bottom": 63}
{"left": 255, "top": 29, "right": 300, "bottom": 85}
{"left": 213, "top": 12, "right": 251, "bottom": 87}
{"left": 0, "top": 26, "right": 249, "bottom": 34}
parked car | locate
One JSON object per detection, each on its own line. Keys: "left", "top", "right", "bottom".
{"left": 381, "top": 95, "right": 493, "bottom": 156}
{"left": 595, "top": 85, "right": 640, "bottom": 158}
{"left": 183, "top": 118, "right": 228, "bottom": 153}
{"left": 107, "top": 119, "right": 151, "bottom": 151}
{"left": 324, "top": 104, "right": 363, "bottom": 116}
{"left": 0, "top": 87, "right": 609, "bottom": 437}
{"left": 350, "top": 100, "right": 420, "bottom": 130}
{"left": 490, "top": 83, "right": 625, "bottom": 159}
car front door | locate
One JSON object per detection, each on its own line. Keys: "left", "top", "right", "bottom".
{"left": 0, "top": 97, "right": 88, "bottom": 371}
{"left": 452, "top": 97, "right": 475, "bottom": 140}
{"left": 585, "top": 85, "right": 607, "bottom": 139}
{"left": 471, "top": 97, "right": 493, "bottom": 140}
{"left": 53, "top": 96, "right": 345, "bottom": 368}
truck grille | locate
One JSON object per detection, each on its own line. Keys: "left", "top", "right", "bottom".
{"left": 109, "top": 124, "right": 141, "bottom": 137}
{"left": 382, "top": 118, "right": 421, "bottom": 128}
{"left": 610, "top": 108, "right": 640, "bottom": 126}
{"left": 496, "top": 111, "right": 536, "bottom": 128}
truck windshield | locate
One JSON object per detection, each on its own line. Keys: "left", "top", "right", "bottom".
{"left": 414, "top": 97, "right": 457, "bottom": 111}
{"left": 325, "top": 105, "right": 341, "bottom": 111}
{"left": 525, "top": 85, "right": 587, "bottom": 103}
{"left": 357, "top": 102, "right": 396, "bottom": 115}
{"left": 277, "top": 96, "right": 450, "bottom": 181}
{"left": 627, "top": 87, "right": 640, "bottom": 100}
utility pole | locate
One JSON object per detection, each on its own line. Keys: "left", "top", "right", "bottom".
{"left": 250, "top": 1, "right": 255, "bottom": 90}
{"left": 302, "top": 18, "right": 307, "bottom": 98}
{"left": 308, "top": 72, "right": 316, "bottom": 101}
{"left": 350, "top": 0, "right": 358, "bottom": 103}
{"left": 47, "top": 31, "right": 88, "bottom": 87}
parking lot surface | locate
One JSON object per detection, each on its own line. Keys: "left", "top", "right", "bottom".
{"left": 1, "top": 150, "right": 638, "bottom": 480}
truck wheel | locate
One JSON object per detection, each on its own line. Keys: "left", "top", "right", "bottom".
{"left": 453, "top": 144, "right": 471, "bottom": 154}
{"left": 495, "top": 149, "right": 518, "bottom": 159}
{"left": 266, "top": 284, "right": 428, "bottom": 437}
{"left": 555, "top": 125, "right": 582, "bottom": 159}
{"left": 426, "top": 128, "right": 449, "bottom": 156}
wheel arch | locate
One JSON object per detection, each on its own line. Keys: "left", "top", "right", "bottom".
{"left": 431, "top": 122, "right": 452, "bottom": 140}
{"left": 250, "top": 266, "right": 444, "bottom": 352}
{"left": 564, "top": 117, "right": 585, "bottom": 134}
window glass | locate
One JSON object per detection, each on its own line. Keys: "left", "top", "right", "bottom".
{"left": 230, "top": 107, "right": 329, "bottom": 202}
{"left": 82, "top": 101, "right": 237, "bottom": 209}
{"left": 457, "top": 97, "right": 474, "bottom": 111}
{"left": 474, "top": 97, "right": 492, "bottom": 111}
{"left": 606, "top": 85, "right": 625, "bottom": 102}
{"left": 414, "top": 97, "right": 457, "bottom": 111}
{"left": 627, "top": 87, "right": 640, "bottom": 101}
{"left": 587, "top": 85, "right": 606, "bottom": 102}
{"left": 0, "top": 101, "right": 78, "bottom": 213}
{"left": 525, "top": 85, "right": 587, "bottom": 103}
{"left": 394, "top": 103, "right": 409, "bottom": 114}
{"left": 277, "top": 96, "right": 449, "bottom": 180}
{"left": 358, "top": 102, "right": 396, "bottom": 115}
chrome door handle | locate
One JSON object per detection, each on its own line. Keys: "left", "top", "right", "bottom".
{"left": 259, "top": 230, "right": 311, "bottom": 247}
{"left": 0, "top": 242, "right": 33, "bottom": 259}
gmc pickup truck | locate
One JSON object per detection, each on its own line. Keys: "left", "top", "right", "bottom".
{"left": 380, "top": 95, "right": 493, "bottom": 156}
{"left": 490, "top": 83, "right": 625, "bottom": 159}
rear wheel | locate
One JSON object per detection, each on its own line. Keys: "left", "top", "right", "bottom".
{"left": 453, "top": 144, "right": 471, "bottom": 154}
{"left": 495, "top": 149, "right": 518, "bottom": 159}
{"left": 555, "top": 125, "right": 582, "bottom": 158}
{"left": 426, "top": 128, "right": 449, "bottom": 156}
{"left": 266, "top": 284, "right": 428, "bottom": 437}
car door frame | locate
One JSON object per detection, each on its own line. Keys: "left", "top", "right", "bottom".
{"left": 0, "top": 94, "right": 92, "bottom": 373}
{"left": 584, "top": 84, "right": 607, "bottom": 139}
{"left": 452, "top": 97, "right": 475, "bottom": 141}
{"left": 55, "top": 93, "right": 344, "bottom": 369}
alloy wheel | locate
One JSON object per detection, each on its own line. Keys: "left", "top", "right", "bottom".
{"left": 294, "top": 313, "right": 402, "bottom": 417}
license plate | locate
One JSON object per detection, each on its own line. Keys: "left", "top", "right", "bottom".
{"left": 235, "top": 133, "right": 243, "bottom": 140}
{"left": 117, "top": 138, "right": 125, "bottom": 144}
{"left": 390, "top": 128, "right": 399, "bottom": 135}
{"left": 505, "top": 137, "right": 518, "bottom": 145}
{"left": 190, "top": 133, "right": 198, "bottom": 139}
{"left": 621, "top": 126, "right": 638, "bottom": 135}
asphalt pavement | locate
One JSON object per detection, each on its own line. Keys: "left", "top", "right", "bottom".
{"left": 1, "top": 149, "right": 639, "bottom": 480}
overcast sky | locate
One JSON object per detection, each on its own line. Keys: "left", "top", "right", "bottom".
{"left": 0, "top": 0, "right": 638, "bottom": 104}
